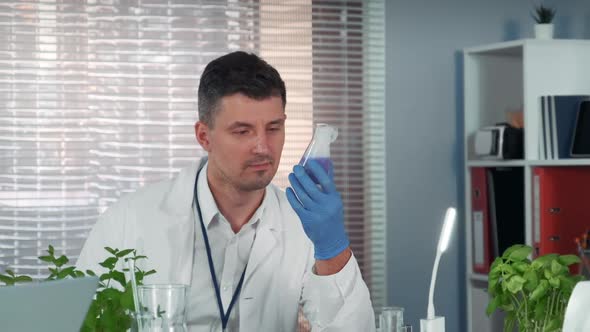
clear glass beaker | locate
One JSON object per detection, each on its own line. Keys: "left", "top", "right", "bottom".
{"left": 379, "top": 306, "right": 404, "bottom": 332}
{"left": 134, "top": 284, "right": 188, "bottom": 332}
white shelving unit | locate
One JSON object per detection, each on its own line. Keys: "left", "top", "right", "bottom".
{"left": 463, "top": 39, "right": 590, "bottom": 332}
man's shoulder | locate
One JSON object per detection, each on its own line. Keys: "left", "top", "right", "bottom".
{"left": 104, "top": 176, "right": 175, "bottom": 215}
{"left": 107, "top": 162, "right": 200, "bottom": 214}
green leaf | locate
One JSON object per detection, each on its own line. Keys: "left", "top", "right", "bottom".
{"left": 544, "top": 267, "right": 553, "bottom": 280}
{"left": 530, "top": 280, "right": 548, "bottom": 302}
{"left": 513, "top": 261, "right": 529, "bottom": 274}
{"left": 38, "top": 255, "right": 54, "bottom": 263}
{"left": 486, "top": 296, "right": 499, "bottom": 316}
{"left": 74, "top": 270, "right": 85, "bottom": 278}
{"left": 500, "top": 264, "right": 516, "bottom": 276}
{"left": 116, "top": 249, "right": 134, "bottom": 258}
{"left": 488, "top": 274, "right": 499, "bottom": 294}
{"left": 502, "top": 244, "right": 524, "bottom": 258}
{"left": 551, "top": 259, "right": 563, "bottom": 275}
{"left": 549, "top": 276, "right": 560, "bottom": 288}
{"left": 48, "top": 245, "right": 55, "bottom": 255}
{"left": 105, "top": 247, "right": 118, "bottom": 255}
{"left": 55, "top": 255, "right": 69, "bottom": 268}
{"left": 57, "top": 266, "right": 76, "bottom": 279}
{"left": 523, "top": 269, "right": 539, "bottom": 292}
{"left": 6, "top": 269, "right": 15, "bottom": 277}
{"left": 506, "top": 275, "right": 526, "bottom": 294}
{"left": 86, "top": 270, "right": 96, "bottom": 276}
{"left": 99, "top": 273, "right": 112, "bottom": 282}
{"left": 560, "top": 275, "right": 583, "bottom": 294}
{"left": 110, "top": 270, "right": 126, "bottom": 288}
{"left": 133, "top": 255, "right": 147, "bottom": 260}
{"left": 508, "top": 245, "right": 532, "bottom": 262}
{"left": 558, "top": 254, "right": 581, "bottom": 267}
{"left": 99, "top": 257, "right": 118, "bottom": 270}
{"left": 0, "top": 275, "right": 15, "bottom": 285}
{"left": 532, "top": 253, "right": 558, "bottom": 269}
{"left": 120, "top": 285, "right": 135, "bottom": 311}
{"left": 14, "top": 275, "right": 33, "bottom": 283}
{"left": 100, "top": 287, "right": 123, "bottom": 301}
{"left": 546, "top": 317, "right": 560, "bottom": 331}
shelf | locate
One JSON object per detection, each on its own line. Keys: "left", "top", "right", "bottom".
{"left": 467, "top": 160, "right": 526, "bottom": 167}
{"left": 464, "top": 39, "right": 524, "bottom": 56}
{"left": 467, "top": 159, "right": 590, "bottom": 167}
{"left": 469, "top": 273, "right": 489, "bottom": 282}
{"left": 529, "top": 159, "right": 590, "bottom": 167}
{"left": 464, "top": 39, "right": 590, "bottom": 57}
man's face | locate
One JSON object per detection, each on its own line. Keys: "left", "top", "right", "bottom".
{"left": 195, "top": 93, "right": 286, "bottom": 192}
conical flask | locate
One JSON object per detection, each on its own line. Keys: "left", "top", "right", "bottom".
{"left": 299, "top": 123, "right": 338, "bottom": 179}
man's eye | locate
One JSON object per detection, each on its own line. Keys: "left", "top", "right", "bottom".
{"left": 234, "top": 130, "right": 249, "bottom": 135}
{"left": 268, "top": 126, "right": 281, "bottom": 132}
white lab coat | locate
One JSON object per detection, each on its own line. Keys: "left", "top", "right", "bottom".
{"left": 77, "top": 158, "right": 375, "bottom": 331}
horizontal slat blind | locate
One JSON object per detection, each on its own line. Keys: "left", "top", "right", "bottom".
{"left": 0, "top": 0, "right": 385, "bottom": 310}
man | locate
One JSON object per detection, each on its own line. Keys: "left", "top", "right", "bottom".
{"left": 77, "top": 51, "right": 375, "bottom": 331}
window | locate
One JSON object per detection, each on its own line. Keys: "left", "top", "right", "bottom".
{"left": 0, "top": 0, "right": 385, "bottom": 309}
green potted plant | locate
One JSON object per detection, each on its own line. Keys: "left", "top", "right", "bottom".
{"left": 0, "top": 245, "right": 155, "bottom": 332}
{"left": 532, "top": 4, "right": 556, "bottom": 39}
{"left": 487, "top": 244, "right": 584, "bottom": 332}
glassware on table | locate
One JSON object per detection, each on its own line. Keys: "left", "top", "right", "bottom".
{"left": 134, "top": 284, "right": 188, "bottom": 332}
{"left": 401, "top": 324, "right": 413, "bottom": 332}
{"left": 379, "top": 306, "right": 404, "bottom": 332}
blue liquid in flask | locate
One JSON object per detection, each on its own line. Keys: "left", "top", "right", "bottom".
{"left": 299, "top": 124, "right": 338, "bottom": 183}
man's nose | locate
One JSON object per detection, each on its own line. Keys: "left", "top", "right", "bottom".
{"left": 252, "top": 133, "right": 270, "bottom": 154}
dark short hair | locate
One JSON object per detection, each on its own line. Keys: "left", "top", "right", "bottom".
{"left": 197, "top": 51, "right": 286, "bottom": 127}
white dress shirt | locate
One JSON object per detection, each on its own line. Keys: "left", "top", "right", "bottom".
{"left": 186, "top": 162, "right": 267, "bottom": 331}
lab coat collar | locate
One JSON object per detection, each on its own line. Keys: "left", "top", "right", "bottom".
{"left": 196, "top": 162, "right": 269, "bottom": 231}
{"left": 159, "top": 156, "right": 282, "bottom": 235}
{"left": 158, "top": 156, "right": 284, "bottom": 285}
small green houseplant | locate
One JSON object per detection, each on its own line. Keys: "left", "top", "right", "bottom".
{"left": 487, "top": 244, "right": 584, "bottom": 332}
{"left": 0, "top": 245, "right": 155, "bottom": 332}
{"left": 532, "top": 4, "right": 556, "bottom": 24}
{"left": 532, "top": 4, "right": 556, "bottom": 39}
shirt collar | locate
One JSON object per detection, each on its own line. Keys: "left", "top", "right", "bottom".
{"left": 196, "top": 161, "right": 268, "bottom": 230}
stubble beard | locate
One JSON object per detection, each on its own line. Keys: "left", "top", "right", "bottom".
{"left": 216, "top": 158, "right": 276, "bottom": 192}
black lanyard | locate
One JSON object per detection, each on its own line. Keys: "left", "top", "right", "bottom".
{"left": 194, "top": 168, "right": 247, "bottom": 331}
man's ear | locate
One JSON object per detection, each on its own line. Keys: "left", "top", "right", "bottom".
{"left": 195, "top": 121, "right": 212, "bottom": 152}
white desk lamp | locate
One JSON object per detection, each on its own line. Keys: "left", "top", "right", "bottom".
{"left": 420, "top": 207, "right": 457, "bottom": 332}
{"left": 562, "top": 281, "right": 590, "bottom": 332}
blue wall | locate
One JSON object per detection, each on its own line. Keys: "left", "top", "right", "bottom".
{"left": 385, "top": 1, "right": 590, "bottom": 331}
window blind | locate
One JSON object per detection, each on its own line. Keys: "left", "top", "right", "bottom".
{"left": 0, "top": 0, "right": 386, "bottom": 309}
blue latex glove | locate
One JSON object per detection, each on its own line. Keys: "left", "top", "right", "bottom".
{"left": 286, "top": 159, "right": 350, "bottom": 260}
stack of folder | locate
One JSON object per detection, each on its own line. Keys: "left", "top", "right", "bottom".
{"left": 533, "top": 167, "right": 590, "bottom": 273}
{"left": 471, "top": 166, "right": 590, "bottom": 274}
{"left": 539, "top": 95, "right": 590, "bottom": 160}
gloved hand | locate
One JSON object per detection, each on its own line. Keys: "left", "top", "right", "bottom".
{"left": 286, "top": 159, "right": 350, "bottom": 260}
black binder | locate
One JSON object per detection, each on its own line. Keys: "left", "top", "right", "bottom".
{"left": 487, "top": 167, "right": 525, "bottom": 257}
